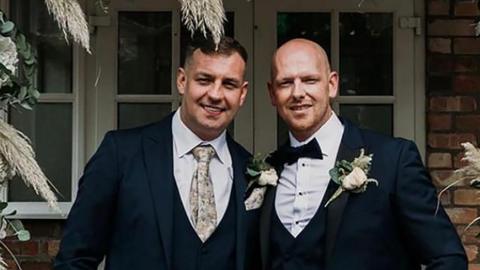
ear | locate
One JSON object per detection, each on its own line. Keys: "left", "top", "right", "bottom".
{"left": 267, "top": 81, "right": 277, "bottom": 106}
{"left": 238, "top": 81, "right": 249, "bottom": 107}
{"left": 176, "top": 67, "right": 187, "bottom": 95}
{"left": 328, "top": 71, "right": 339, "bottom": 99}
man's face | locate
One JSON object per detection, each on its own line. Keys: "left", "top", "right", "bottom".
{"left": 268, "top": 42, "right": 338, "bottom": 141}
{"left": 177, "top": 50, "right": 248, "bottom": 140}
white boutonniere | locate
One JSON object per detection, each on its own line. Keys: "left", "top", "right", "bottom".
{"left": 325, "top": 149, "right": 378, "bottom": 207}
{"left": 244, "top": 154, "right": 278, "bottom": 210}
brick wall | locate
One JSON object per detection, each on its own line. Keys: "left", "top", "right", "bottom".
{"left": 3, "top": 221, "right": 63, "bottom": 269}
{"left": 427, "top": 0, "right": 480, "bottom": 268}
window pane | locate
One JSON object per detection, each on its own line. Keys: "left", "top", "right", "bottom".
{"left": 277, "top": 12, "right": 331, "bottom": 55}
{"left": 118, "top": 12, "right": 172, "bottom": 95}
{"left": 180, "top": 12, "right": 235, "bottom": 67}
{"left": 339, "top": 104, "right": 393, "bottom": 136}
{"left": 276, "top": 12, "right": 331, "bottom": 146}
{"left": 8, "top": 104, "right": 72, "bottom": 202}
{"left": 339, "top": 13, "right": 393, "bottom": 96}
{"left": 11, "top": 0, "right": 73, "bottom": 93}
{"left": 118, "top": 103, "right": 172, "bottom": 129}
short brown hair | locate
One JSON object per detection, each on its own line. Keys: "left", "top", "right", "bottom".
{"left": 183, "top": 36, "right": 248, "bottom": 67}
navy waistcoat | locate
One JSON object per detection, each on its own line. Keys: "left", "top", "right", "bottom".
{"left": 172, "top": 182, "right": 237, "bottom": 270}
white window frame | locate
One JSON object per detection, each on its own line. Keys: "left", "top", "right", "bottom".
{"left": 253, "top": 0, "right": 425, "bottom": 160}
{"left": 1, "top": 0, "right": 86, "bottom": 218}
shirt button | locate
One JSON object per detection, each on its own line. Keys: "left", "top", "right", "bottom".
{"left": 301, "top": 163, "right": 306, "bottom": 167}
{"left": 299, "top": 192, "right": 303, "bottom": 196}
{"left": 295, "top": 221, "right": 299, "bottom": 225}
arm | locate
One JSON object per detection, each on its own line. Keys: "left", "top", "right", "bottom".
{"left": 394, "top": 140, "right": 467, "bottom": 270}
{"left": 54, "top": 132, "right": 120, "bottom": 270}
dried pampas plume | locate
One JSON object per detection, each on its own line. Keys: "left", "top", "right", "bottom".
{"left": 44, "top": 0, "right": 90, "bottom": 53}
{"left": 180, "top": 0, "right": 226, "bottom": 47}
{"left": 0, "top": 121, "right": 59, "bottom": 212}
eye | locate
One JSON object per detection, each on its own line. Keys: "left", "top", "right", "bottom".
{"left": 278, "top": 80, "right": 292, "bottom": 88}
{"left": 196, "top": 78, "right": 211, "bottom": 85}
{"left": 304, "top": 78, "right": 319, "bottom": 84}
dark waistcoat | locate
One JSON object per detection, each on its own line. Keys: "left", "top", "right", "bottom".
{"left": 172, "top": 182, "right": 237, "bottom": 270}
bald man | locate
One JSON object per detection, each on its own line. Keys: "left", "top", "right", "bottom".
{"left": 259, "top": 38, "right": 466, "bottom": 270}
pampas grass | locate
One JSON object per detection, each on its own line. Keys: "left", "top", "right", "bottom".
{"left": 0, "top": 121, "right": 59, "bottom": 212}
{"left": 180, "top": 0, "right": 226, "bottom": 47}
{"left": 44, "top": 0, "right": 90, "bottom": 53}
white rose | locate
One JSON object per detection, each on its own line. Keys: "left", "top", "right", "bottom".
{"left": 0, "top": 35, "right": 18, "bottom": 88}
{"left": 258, "top": 168, "right": 278, "bottom": 186}
{"left": 342, "top": 167, "right": 367, "bottom": 191}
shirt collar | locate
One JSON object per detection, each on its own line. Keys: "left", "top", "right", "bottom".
{"left": 172, "top": 109, "right": 230, "bottom": 165}
{"left": 289, "top": 112, "right": 344, "bottom": 156}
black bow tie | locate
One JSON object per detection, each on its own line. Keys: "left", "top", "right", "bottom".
{"left": 268, "top": 138, "right": 323, "bottom": 166}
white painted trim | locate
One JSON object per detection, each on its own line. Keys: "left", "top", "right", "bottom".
{"left": 414, "top": 0, "right": 426, "bottom": 161}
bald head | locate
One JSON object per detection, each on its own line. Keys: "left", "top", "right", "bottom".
{"left": 271, "top": 39, "right": 331, "bottom": 80}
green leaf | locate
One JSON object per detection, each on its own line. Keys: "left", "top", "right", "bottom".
{"left": 20, "top": 102, "right": 33, "bottom": 110}
{"left": 471, "top": 179, "right": 480, "bottom": 189}
{"left": 246, "top": 168, "right": 261, "bottom": 177}
{"left": 0, "top": 202, "right": 7, "bottom": 212}
{"left": 16, "top": 230, "right": 30, "bottom": 241}
{"left": 329, "top": 168, "right": 341, "bottom": 184}
{"left": 9, "top": 220, "right": 24, "bottom": 232}
{"left": 18, "top": 87, "right": 27, "bottom": 100}
{"left": 0, "top": 21, "right": 14, "bottom": 34}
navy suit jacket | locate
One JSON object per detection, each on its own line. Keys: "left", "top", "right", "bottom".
{"left": 55, "top": 114, "right": 261, "bottom": 270}
{"left": 260, "top": 118, "right": 467, "bottom": 270}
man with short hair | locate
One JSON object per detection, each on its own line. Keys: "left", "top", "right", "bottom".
{"left": 55, "top": 36, "right": 260, "bottom": 270}
{"left": 260, "top": 38, "right": 467, "bottom": 270}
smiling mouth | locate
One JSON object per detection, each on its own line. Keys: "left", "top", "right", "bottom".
{"left": 290, "top": 104, "right": 312, "bottom": 111}
{"left": 201, "top": 104, "right": 226, "bottom": 114}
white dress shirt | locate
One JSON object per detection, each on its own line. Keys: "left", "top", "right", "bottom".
{"left": 275, "top": 113, "right": 344, "bottom": 237}
{"left": 172, "top": 110, "right": 233, "bottom": 226}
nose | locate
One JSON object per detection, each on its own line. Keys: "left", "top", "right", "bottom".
{"left": 292, "top": 79, "right": 306, "bottom": 99}
{"left": 207, "top": 81, "right": 224, "bottom": 101}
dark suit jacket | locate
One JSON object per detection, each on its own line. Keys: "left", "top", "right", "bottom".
{"left": 260, "top": 118, "right": 467, "bottom": 270}
{"left": 55, "top": 113, "right": 261, "bottom": 270}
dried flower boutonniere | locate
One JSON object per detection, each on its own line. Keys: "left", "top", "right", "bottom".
{"left": 325, "top": 149, "right": 378, "bottom": 207}
{"left": 244, "top": 154, "right": 278, "bottom": 210}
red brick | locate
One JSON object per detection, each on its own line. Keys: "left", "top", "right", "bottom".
{"left": 456, "top": 115, "right": 480, "bottom": 132}
{"left": 454, "top": 56, "right": 480, "bottom": 72}
{"left": 428, "top": 55, "right": 454, "bottom": 73}
{"left": 470, "top": 264, "right": 480, "bottom": 270}
{"left": 3, "top": 240, "right": 39, "bottom": 256}
{"left": 454, "top": 151, "right": 472, "bottom": 169}
{"left": 429, "top": 38, "right": 452, "bottom": 53}
{"left": 455, "top": 2, "right": 480, "bottom": 16}
{"left": 465, "top": 244, "right": 479, "bottom": 262}
{"left": 454, "top": 189, "right": 480, "bottom": 205}
{"left": 429, "top": 96, "right": 477, "bottom": 112}
{"left": 47, "top": 240, "right": 60, "bottom": 257}
{"left": 454, "top": 74, "right": 480, "bottom": 93}
{"left": 431, "top": 170, "right": 459, "bottom": 187}
{"left": 428, "top": 152, "right": 452, "bottom": 168}
{"left": 455, "top": 38, "right": 480, "bottom": 54}
{"left": 428, "top": 133, "right": 477, "bottom": 149}
{"left": 458, "top": 225, "right": 480, "bottom": 244}
{"left": 445, "top": 207, "right": 478, "bottom": 224}
{"left": 19, "top": 261, "right": 52, "bottom": 270}
{"left": 429, "top": 19, "right": 476, "bottom": 36}
{"left": 439, "top": 189, "right": 452, "bottom": 205}
{"left": 428, "top": 114, "right": 452, "bottom": 131}
{"left": 429, "top": 0, "right": 450, "bottom": 15}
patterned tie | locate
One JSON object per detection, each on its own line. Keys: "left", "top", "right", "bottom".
{"left": 189, "top": 145, "right": 217, "bottom": 242}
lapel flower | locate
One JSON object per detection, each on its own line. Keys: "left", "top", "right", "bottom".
{"left": 244, "top": 154, "right": 278, "bottom": 210}
{"left": 325, "top": 149, "right": 378, "bottom": 207}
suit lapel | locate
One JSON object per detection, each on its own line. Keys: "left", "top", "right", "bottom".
{"left": 143, "top": 115, "right": 175, "bottom": 270}
{"left": 325, "top": 118, "right": 364, "bottom": 269}
{"left": 260, "top": 157, "right": 283, "bottom": 270}
{"left": 260, "top": 185, "right": 276, "bottom": 270}
{"left": 227, "top": 136, "right": 248, "bottom": 270}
